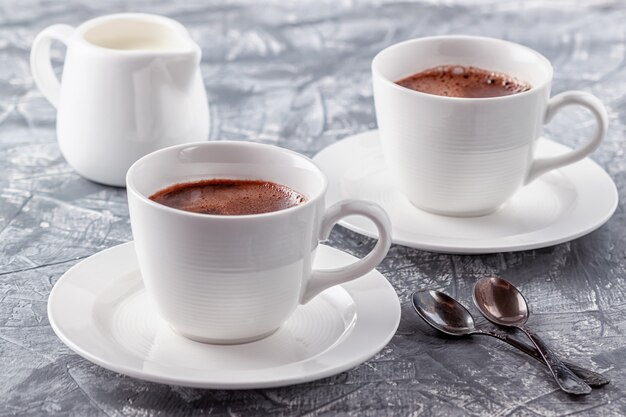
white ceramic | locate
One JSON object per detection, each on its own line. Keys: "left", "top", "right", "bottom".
{"left": 126, "top": 141, "right": 392, "bottom": 344}
{"left": 48, "top": 242, "right": 400, "bottom": 389}
{"left": 30, "top": 13, "right": 209, "bottom": 186}
{"left": 372, "top": 35, "right": 608, "bottom": 216}
{"left": 313, "top": 130, "right": 618, "bottom": 254}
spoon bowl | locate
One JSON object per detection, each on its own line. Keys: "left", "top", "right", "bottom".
{"left": 473, "top": 276, "right": 529, "bottom": 326}
{"left": 412, "top": 290, "right": 475, "bottom": 336}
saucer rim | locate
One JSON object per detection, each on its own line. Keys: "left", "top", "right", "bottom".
{"left": 48, "top": 242, "right": 401, "bottom": 389}
{"left": 313, "top": 129, "right": 618, "bottom": 254}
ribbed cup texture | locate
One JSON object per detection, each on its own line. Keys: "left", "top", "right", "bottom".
{"left": 373, "top": 75, "right": 548, "bottom": 215}
{"left": 128, "top": 192, "right": 324, "bottom": 342}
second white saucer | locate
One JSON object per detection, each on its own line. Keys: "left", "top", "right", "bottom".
{"left": 313, "top": 130, "right": 618, "bottom": 254}
{"left": 48, "top": 242, "right": 400, "bottom": 389}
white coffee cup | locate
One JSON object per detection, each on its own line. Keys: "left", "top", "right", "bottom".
{"left": 126, "top": 141, "right": 392, "bottom": 344}
{"left": 30, "top": 13, "right": 209, "bottom": 186}
{"left": 372, "top": 35, "right": 608, "bottom": 216}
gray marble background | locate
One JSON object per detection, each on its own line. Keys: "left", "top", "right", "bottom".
{"left": 1, "top": 0, "right": 626, "bottom": 416}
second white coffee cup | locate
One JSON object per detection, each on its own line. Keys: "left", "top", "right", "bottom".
{"left": 372, "top": 35, "right": 608, "bottom": 216}
{"left": 126, "top": 141, "right": 392, "bottom": 344}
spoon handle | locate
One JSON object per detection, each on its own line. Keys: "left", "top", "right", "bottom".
{"left": 520, "top": 325, "right": 591, "bottom": 395}
{"left": 476, "top": 330, "right": 609, "bottom": 387}
{"left": 558, "top": 361, "right": 610, "bottom": 387}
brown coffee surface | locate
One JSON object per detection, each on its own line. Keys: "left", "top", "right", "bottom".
{"left": 149, "top": 179, "right": 306, "bottom": 215}
{"left": 396, "top": 65, "right": 531, "bottom": 98}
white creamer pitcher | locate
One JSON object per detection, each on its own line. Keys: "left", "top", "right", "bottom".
{"left": 31, "top": 13, "right": 209, "bottom": 186}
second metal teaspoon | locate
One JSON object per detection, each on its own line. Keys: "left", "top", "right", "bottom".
{"left": 411, "top": 290, "right": 609, "bottom": 387}
{"left": 473, "top": 277, "right": 592, "bottom": 395}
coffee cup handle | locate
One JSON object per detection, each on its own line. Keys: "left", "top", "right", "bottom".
{"left": 525, "top": 91, "right": 608, "bottom": 184}
{"left": 300, "top": 200, "right": 392, "bottom": 304}
{"left": 30, "top": 24, "right": 75, "bottom": 108}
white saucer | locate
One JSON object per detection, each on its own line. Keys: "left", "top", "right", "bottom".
{"left": 313, "top": 130, "right": 618, "bottom": 254}
{"left": 48, "top": 242, "right": 400, "bottom": 389}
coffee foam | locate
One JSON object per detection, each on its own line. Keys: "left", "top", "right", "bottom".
{"left": 150, "top": 179, "right": 306, "bottom": 216}
{"left": 396, "top": 65, "right": 531, "bottom": 98}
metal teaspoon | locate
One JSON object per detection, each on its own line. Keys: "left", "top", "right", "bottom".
{"left": 473, "top": 277, "right": 592, "bottom": 395}
{"left": 411, "top": 290, "right": 608, "bottom": 387}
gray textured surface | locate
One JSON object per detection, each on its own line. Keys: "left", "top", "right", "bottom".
{"left": 1, "top": 0, "right": 625, "bottom": 416}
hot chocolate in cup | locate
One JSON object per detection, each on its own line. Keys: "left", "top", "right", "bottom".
{"left": 372, "top": 35, "right": 608, "bottom": 217}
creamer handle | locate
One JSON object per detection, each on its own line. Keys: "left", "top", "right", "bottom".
{"left": 30, "top": 24, "right": 75, "bottom": 108}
